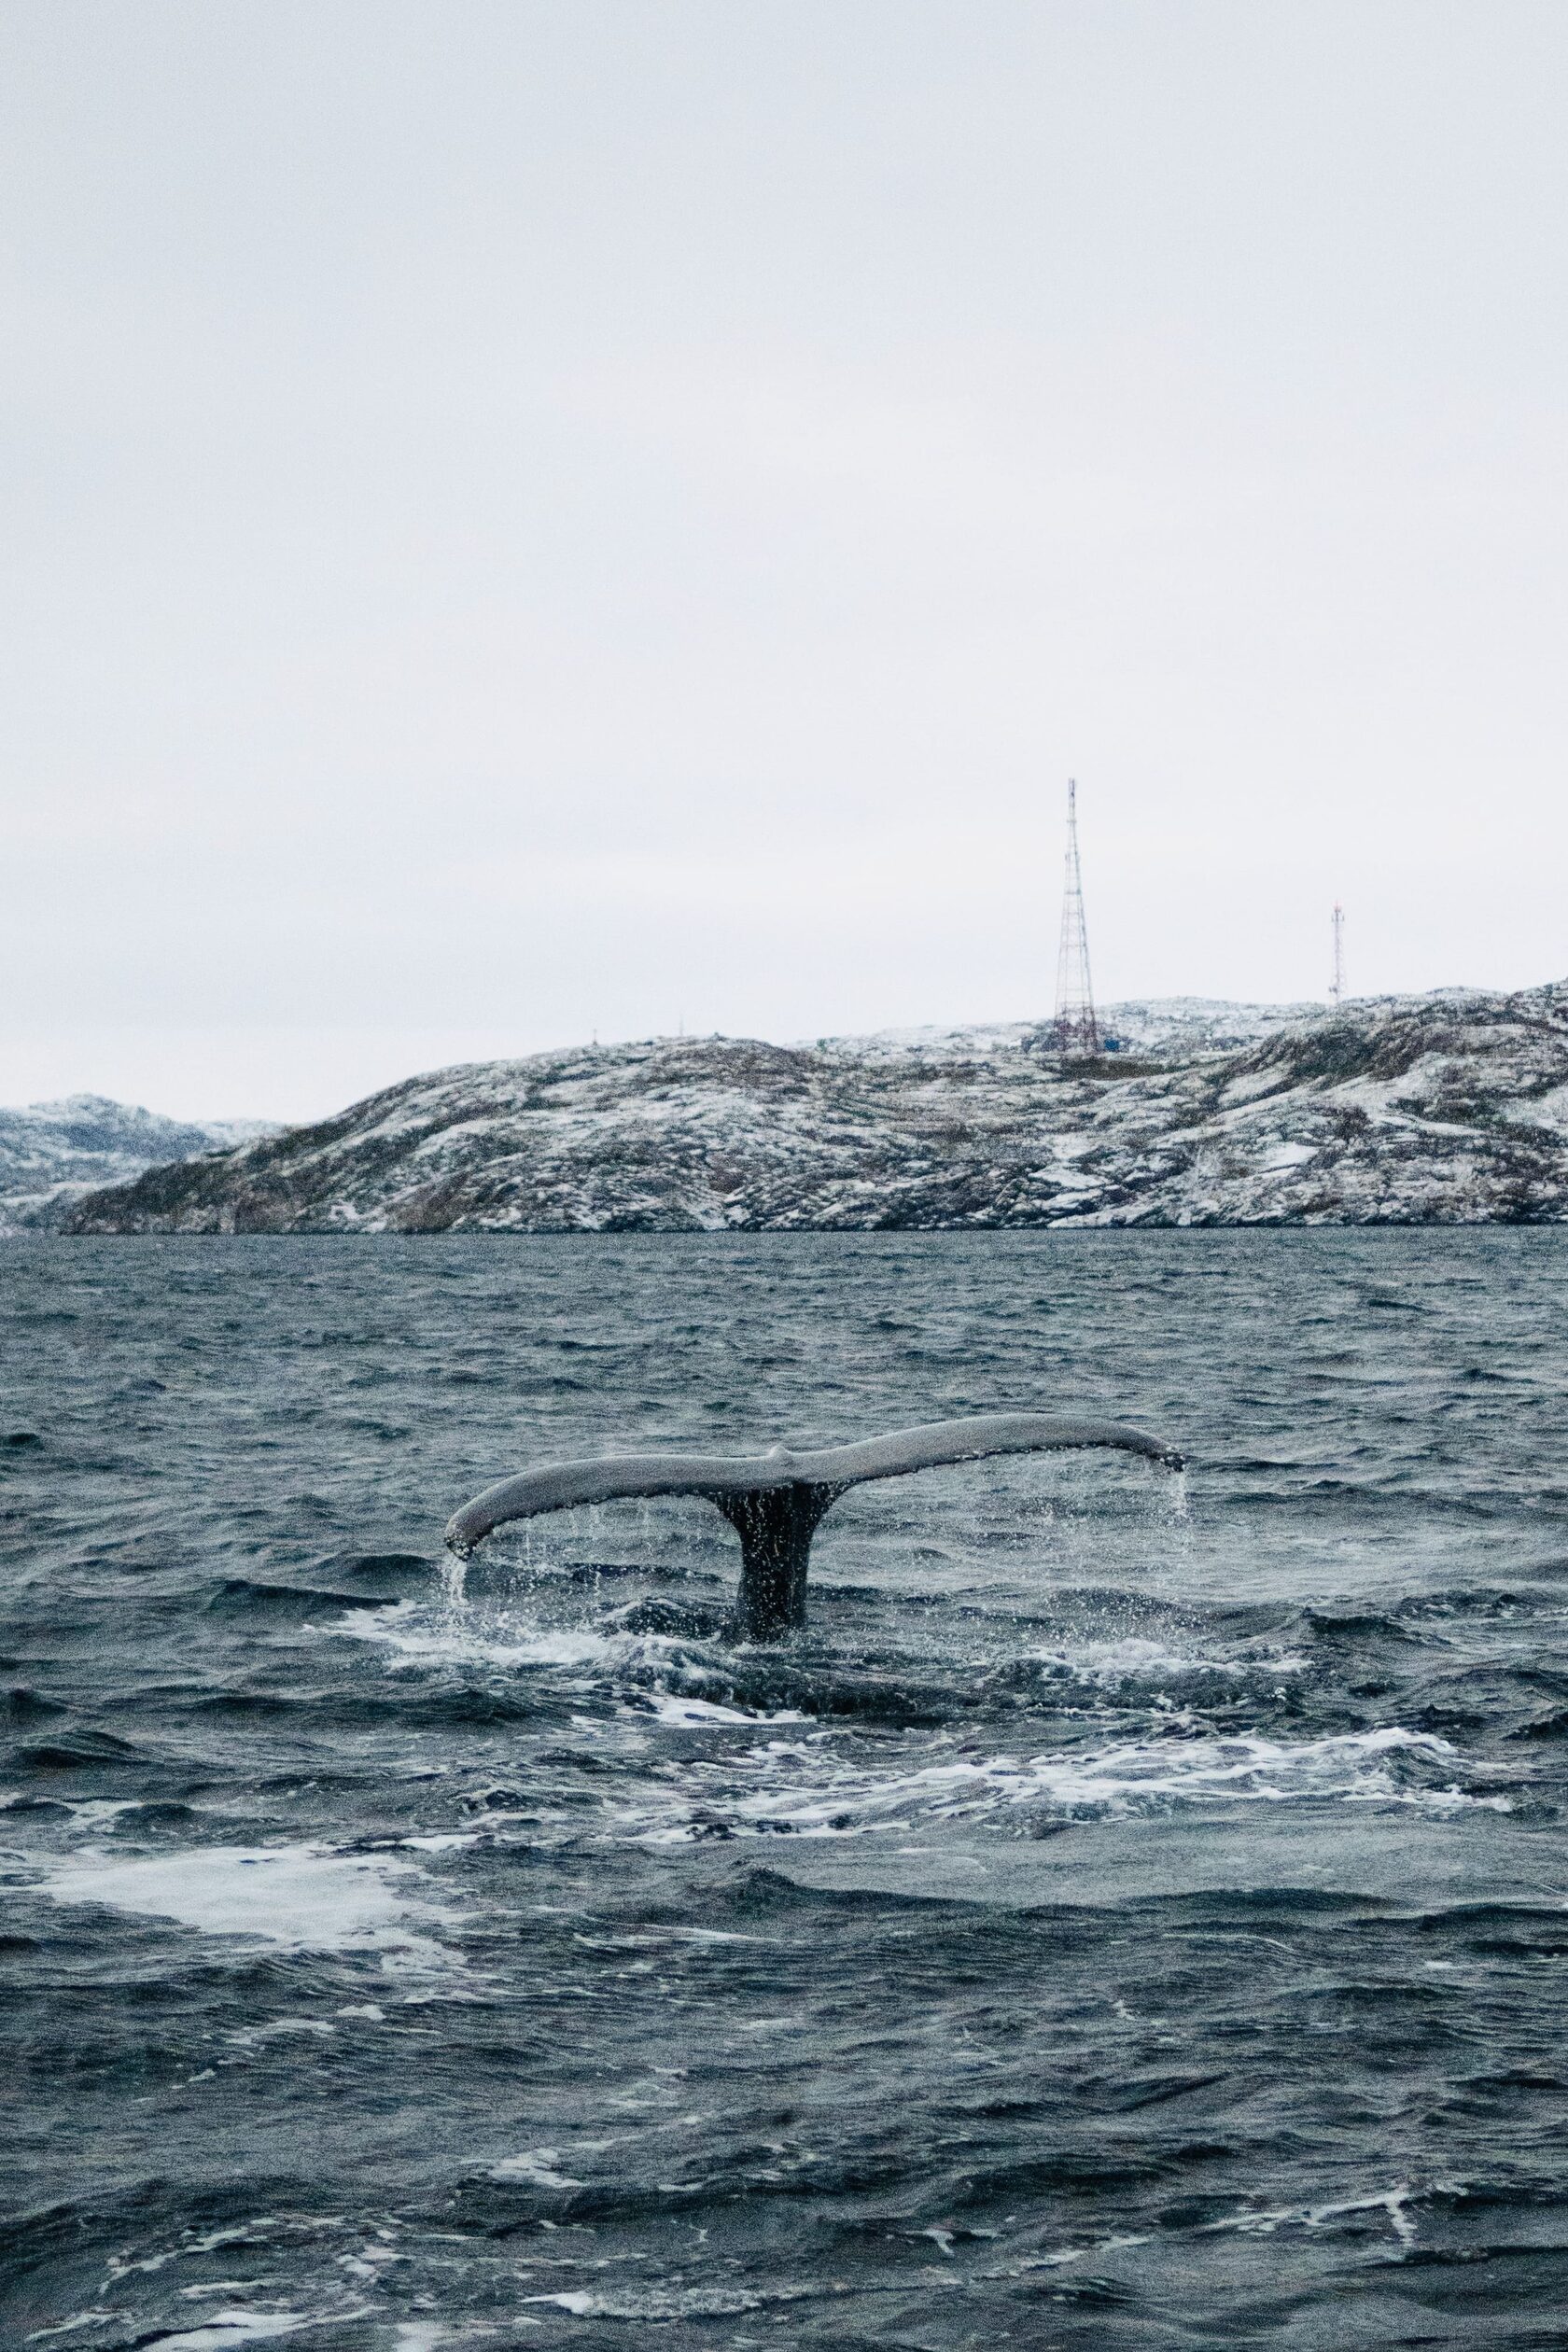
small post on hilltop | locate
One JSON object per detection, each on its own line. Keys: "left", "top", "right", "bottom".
{"left": 1330, "top": 903, "right": 1345, "bottom": 1007}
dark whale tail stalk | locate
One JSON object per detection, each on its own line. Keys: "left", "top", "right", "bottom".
{"left": 445, "top": 1412, "right": 1184, "bottom": 1642}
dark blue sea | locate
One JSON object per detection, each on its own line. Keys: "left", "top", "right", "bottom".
{"left": 5, "top": 1234, "right": 1568, "bottom": 2349}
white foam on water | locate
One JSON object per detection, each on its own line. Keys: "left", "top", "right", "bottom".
{"left": 1027, "top": 1636, "right": 1307, "bottom": 1686}
{"left": 338, "top": 1602, "right": 619, "bottom": 1672}
{"left": 977, "top": 2231, "right": 1152, "bottom": 2278}
{"left": 490, "top": 2148, "right": 588, "bottom": 2189}
{"left": 520, "top": 2287, "right": 769, "bottom": 2318}
{"left": 518, "top": 2274, "right": 869, "bottom": 2320}
{"left": 229, "top": 2018, "right": 337, "bottom": 2045}
{"left": 139, "top": 2313, "right": 354, "bottom": 2352}
{"left": 335, "top": 1602, "right": 1283, "bottom": 1724}
{"left": 35, "top": 1842, "right": 464, "bottom": 1967}
{"left": 179, "top": 2223, "right": 288, "bottom": 2256}
{"left": 664, "top": 1926, "right": 765, "bottom": 1943}
{"left": 620, "top": 1724, "right": 1510, "bottom": 1843}
{"left": 1205, "top": 2181, "right": 1424, "bottom": 2249}
{"left": 643, "top": 1694, "right": 807, "bottom": 1727}
{"left": 337, "top": 1600, "right": 720, "bottom": 1682}
{"left": 60, "top": 1799, "right": 154, "bottom": 1831}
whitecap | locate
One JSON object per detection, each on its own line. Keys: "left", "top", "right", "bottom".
{"left": 138, "top": 2314, "right": 344, "bottom": 2352}
{"left": 1027, "top": 1635, "right": 1307, "bottom": 1686}
{"left": 337, "top": 1602, "right": 618, "bottom": 1672}
{"left": 490, "top": 2148, "right": 587, "bottom": 2188}
{"left": 336, "top": 1600, "right": 724, "bottom": 1684}
{"left": 35, "top": 1842, "right": 463, "bottom": 1967}
{"left": 1205, "top": 2181, "right": 1424, "bottom": 2249}
{"left": 618, "top": 1724, "right": 1509, "bottom": 1842}
{"left": 642, "top": 1694, "right": 807, "bottom": 1727}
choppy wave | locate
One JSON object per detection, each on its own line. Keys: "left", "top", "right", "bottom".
{"left": 613, "top": 1722, "right": 1508, "bottom": 1843}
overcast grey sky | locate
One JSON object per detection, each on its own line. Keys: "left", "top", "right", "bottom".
{"left": 4, "top": 1, "right": 1566, "bottom": 1117}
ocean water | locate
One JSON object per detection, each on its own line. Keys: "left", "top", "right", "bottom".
{"left": 4, "top": 1232, "right": 1568, "bottom": 2349}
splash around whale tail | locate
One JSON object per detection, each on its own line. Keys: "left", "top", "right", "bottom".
{"left": 444, "top": 1411, "right": 1184, "bottom": 1642}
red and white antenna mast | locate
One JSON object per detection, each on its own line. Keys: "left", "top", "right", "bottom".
{"left": 1054, "top": 778, "right": 1101, "bottom": 1057}
{"left": 1330, "top": 903, "right": 1345, "bottom": 1006}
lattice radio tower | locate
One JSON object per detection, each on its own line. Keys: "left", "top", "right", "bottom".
{"left": 1330, "top": 903, "right": 1345, "bottom": 1006}
{"left": 1053, "top": 777, "right": 1101, "bottom": 1057}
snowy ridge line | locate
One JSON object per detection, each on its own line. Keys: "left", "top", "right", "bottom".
{"left": 61, "top": 981, "right": 1568, "bottom": 1233}
{"left": 0, "top": 1095, "right": 274, "bottom": 1234}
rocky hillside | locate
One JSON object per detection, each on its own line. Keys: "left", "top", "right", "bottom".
{"left": 1, "top": 1097, "right": 272, "bottom": 1233}
{"left": 62, "top": 987, "right": 1568, "bottom": 1233}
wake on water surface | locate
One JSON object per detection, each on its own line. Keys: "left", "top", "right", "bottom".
{"left": 4, "top": 1233, "right": 1568, "bottom": 2347}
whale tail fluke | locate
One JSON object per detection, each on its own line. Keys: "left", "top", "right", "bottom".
{"left": 445, "top": 1412, "right": 1183, "bottom": 1641}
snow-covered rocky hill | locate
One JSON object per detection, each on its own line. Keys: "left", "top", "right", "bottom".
{"left": 62, "top": 987, "right": 1568, "bottom": 1232}
{"left": 0, "top": 1097, "right": 272, "bottom": 1233}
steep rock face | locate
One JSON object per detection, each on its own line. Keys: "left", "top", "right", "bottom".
{"left": 0, "top": 1097, "right": 272, "bottom": 1232}
{"left": 63, "top": 987, "right": 1568, "bottom": 1234}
